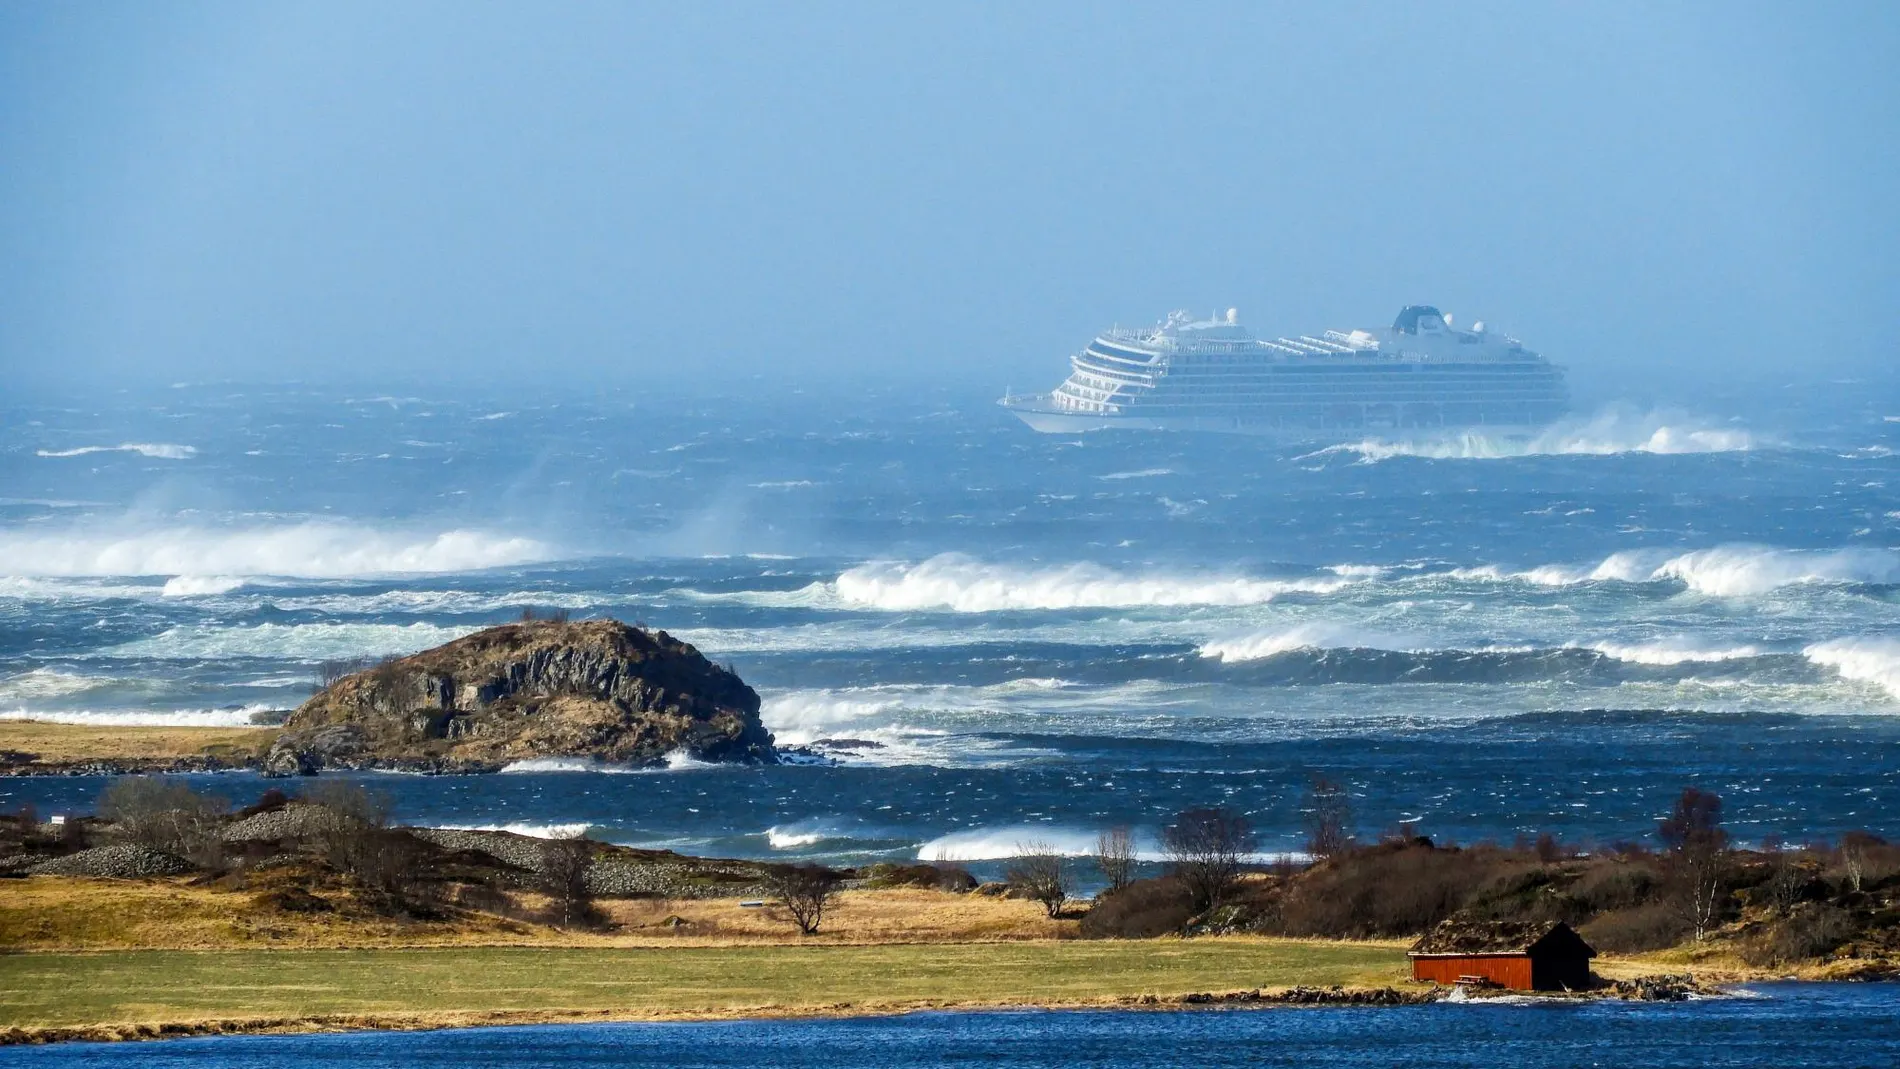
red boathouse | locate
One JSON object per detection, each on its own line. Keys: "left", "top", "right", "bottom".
{"left": 1408, "top": 919, "right": 1596, "bottom": 991}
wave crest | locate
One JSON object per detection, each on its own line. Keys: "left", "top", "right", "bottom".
{"left": 37, "top": 443, "right": 196, "bottom": 460}
{"left": 832, "top": 554, "right": 1350, "bottom": 612}
{"left": 1804, "top": 638, "right": 1900, "bottom": 702}
{"left": 0, "top": 521, "right": 550, "bottom": 578}
{"left": 1313, "top": 408, "right": 1756, "bottom": 463}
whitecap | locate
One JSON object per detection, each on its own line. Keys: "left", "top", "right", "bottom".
{"left": 37, "top": 442, "right": 197, "bottom": 460}
{"left": 0, "top": 705, "right": 273, "bottom": 728}
{"left": 1308, "top": 406, "right": 1758, "bottom": 463}
{"left": 437, "top": 821, "right": 590, "bottom": 839}
{"left": 831, "top": 554, "right": 1352, "bottom": 613}
{"left": 1804, "top": 637, "right": 1900, "bottom": 702}
{"left": 0, "top": 521, "right": 551, "bottom": 578}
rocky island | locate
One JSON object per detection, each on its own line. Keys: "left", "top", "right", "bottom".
{"left": 265, "top": 619, "right": 778, "bottom": 775}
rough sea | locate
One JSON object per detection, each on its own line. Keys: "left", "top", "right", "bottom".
{"left": 2, "top": 378, "right": 1896, "bottom": 867}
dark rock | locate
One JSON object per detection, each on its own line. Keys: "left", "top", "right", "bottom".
{"left": 273, "top": 620, "right": 775, "bottom": 772}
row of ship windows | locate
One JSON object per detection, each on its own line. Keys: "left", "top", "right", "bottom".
{"left": 1081, "top": 353, "right": 1549, "bottom": 372}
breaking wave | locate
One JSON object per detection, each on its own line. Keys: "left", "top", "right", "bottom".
{"left": 1587, "top": 640, "right": 1766, "bottom": 666}
{"left": 36, "top": 442, "right": 197, "bottom": 460}
{"left": 104, "top": 621, "right": 473, "bottom": 661}
{"left": 1804, "top": 638, "right": 1900, "bottom": 702}
{"left": 0, "top": 705, "right": 273, "bottom": 727}
{"left": 1199, "top": 624, "right": 1410, "bottom": 662}
{"left": 1465, "top": 545, "right": 1900, "bottom": 596}
{"left": 0, "top": 521, "right": 551, "bottom": 578}
{"left": 832, "top": 554, "right": 1352, "bottom": 612}
{"left": 436, "top": 821, "right": 591, "bottom": 839}
{"left": 1311, "top": 408, "right": 1757, "bottom": 463}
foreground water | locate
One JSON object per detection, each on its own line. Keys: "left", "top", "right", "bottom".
{"left": 1, "top": 379, "right": 1896, "bottom": 859}
{"left": 3, "top": 985, "right": 1896, "bottom": 1068}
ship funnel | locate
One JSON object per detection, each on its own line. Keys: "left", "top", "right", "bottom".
{"left": 1225, "top": 307, "right": 1238, "bottom": 325}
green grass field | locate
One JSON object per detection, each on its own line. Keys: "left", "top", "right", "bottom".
{"left": 0, "top": 940, "right": 1408, "bottom": 1031}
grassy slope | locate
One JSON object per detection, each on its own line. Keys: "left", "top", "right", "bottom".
{"left": 0, "top": 942, "right": 1407, "bottom": 1031}
{"left": 0, "top": 721, "right": 275, "bottom": 764}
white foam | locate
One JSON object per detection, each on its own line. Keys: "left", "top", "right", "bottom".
{"left": 1449, "top": 545, "right": 1899, "bottom": 596}
{"left": 1588, "top": 639, "right": 1766, "bottom": 666}
{"left": 1096, "top": 468, "right": 1174, "bottom": 480}
{"left": 1199, "top": 623, "right": 1408, "bottom": 662}
{"left": 916, "top": 825, "right": 1309, "bottom": 865}
{"left": 105, "top": 621, "right": 473, "bottom": 661}
{"left": 831, "top": 554, "right": 1351, "bottom": 613}
{"left": 766, "top": 826, "right": 828, "bottom": 849}
{"left": 1804, "top": 637, "right": 1900, "bottom": 702}
{"left": 37, "top": 443, "right": 197, "bottom": 460}
{"left": 0, "top": 521, "right": 551, "bottom": 578}
{"left": 1312, "top": 407, "right": 1757, "bottom": 463}
{"left": 0, "top": 705, "right": 271, "bottom": 727}
{"left": 437, "top": 821, "right": 590, "bottom": 839}
{"left": 0, "top": 668, "right": 111, "bottom": 701}
{"left": 161, "top": 575, "right": 247, "bottom": 597}
{"left": 762, "top": 691, "right": 901, "bottom": 745}
{"left": 1652, "top": 546, "right": 1900, "bottom": 596}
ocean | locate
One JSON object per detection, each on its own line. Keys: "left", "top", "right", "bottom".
{"left": 1, "top": 985, "right": 1895, "bottom": 1068}
{"left": 2, "top": 378, "right": 1897, "bottom": 866}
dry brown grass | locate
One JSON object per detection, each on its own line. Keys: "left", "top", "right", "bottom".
{"left": 0, "top": 721, "right": 275, "bottom": 764}
{"left": 0, "top": 877, "right": 1074, "bottom": 951}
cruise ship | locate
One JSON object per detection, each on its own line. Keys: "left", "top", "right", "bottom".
{"left": 1000, "top": 306, "right": 1568, "bottom": 438}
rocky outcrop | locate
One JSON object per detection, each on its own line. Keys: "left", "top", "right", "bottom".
{"left": 267, "top": 619, "right": 775, "bottom": 774}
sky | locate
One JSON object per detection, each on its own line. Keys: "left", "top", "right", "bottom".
{"left": 1, "top": 2, "right": 1896, "bottom": 396}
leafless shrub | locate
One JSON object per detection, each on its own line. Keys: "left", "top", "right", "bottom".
{"left": 1304, "top": 779, "right": 1353, "bottom": 860}
{"left": 1583, "top": 903, "right": 1694, "bottom": 953}
{"left": 1161, "top": 807, "right": 1257, "bottom": 912}
{"left": 1274, "top": 841, "right": 1491, "bottom": 938}
{"left": 296, "top": 781, "right": 433, "bottom": 909}
{"left": 1094, "top": 826, "right": 1137, "bottom": 895}
{"left": 1005, "top": 841, "right": 1068, "bottom": 917}
{"left": 1657, "top": 787, "right": 1730, "bottom": 941}
{"left": 764, "top": 863, "right": 843, "bottom": 935}
{"left": 316, "top": 656, "right": 377, "bottom": 690}
{"left": 1833, "top": 831, "right": 1896, "bottom": 894}
{"left": 541, "top": 838, "right": 599, "bottom": 929}
{"left": 97, "top": 777, "right": 228, "bottom": 870}
{"left": 1079, "top": 876, "right": 1196, "bottom": 938}
{"left": 1739, "top": 903, "right": 1857, "bottom": 965}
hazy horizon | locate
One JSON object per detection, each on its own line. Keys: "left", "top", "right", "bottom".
{"left": 3, "top": 2, "right": 1897, "bottom": 397}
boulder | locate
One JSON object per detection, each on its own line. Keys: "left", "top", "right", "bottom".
{"left": 273, "top": 619, "right": 775, "bottom": 772}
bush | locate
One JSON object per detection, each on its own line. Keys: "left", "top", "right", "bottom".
{"left": 1740, "top": 904, "right": 1857, "bottom": 966}
{"left": 1273, "top": 842, "right": 1491, "bottom": 938}
{"left": 1567, "top": 860, "right": 1662, "bottom": 913}
{"left": 1005, "top": 842, "right": 1068, "bottom": 917}
{"left": 859, "top": 863, "right": 976, "bottom": 892}
{"left": 1582, "top": 903, "right": 1694, "bottom": 953}
{"left": 541, "top": 838, "right": 601, "bottom": 930}
{"left": 1080, "top": 876, "right": 1195, "bottom": 939}
{"left": 97, "top": 777, "right": 228, "bottom": 870}
{"left": 764, "top": 863, "right": 843, "bottom": 935}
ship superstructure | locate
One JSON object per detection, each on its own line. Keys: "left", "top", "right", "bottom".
{"left": 1000, "top": 306, "right": 1568, "bottom": 437}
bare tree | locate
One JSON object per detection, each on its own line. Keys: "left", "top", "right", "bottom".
{"left": 97, "top": 777, "right": 228, "bottom": 869}
{"left": 1006, "top": 841, "right": 1068, "bottom": 917}
{"left": 1094, "top": 826, "right": 1137, "bottom": 895}
{"left": 316, "top": 656, "right": 376, "bottom": 690}
{"left": 1837, "top": 831, "right": 1883, "bottom": 894}
{"left": 764, "top": 863, "right": 843, "bottom": 935}
{"left": 1304, "top": 778, "right": 1353, "bottom": 861}
{"left": 1658, "top": 787, "right": 1729, "bottom": 941}
{"left": 541, "top": 838, "right": 596, "bottom": 929}
{"left": 297, "top": 781, "right": 431, "bottom": 907}
{"left": 1161, "top": 807, "right": 1258, "bottom": 912}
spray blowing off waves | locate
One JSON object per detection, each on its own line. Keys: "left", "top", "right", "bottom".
{"left": 815, "top": 543, "right": 1894, "bottom": 617}
{"left": 832, "top": 555, "right": 1351, "bottom": 612}
{"left": 0, "top": 521, "right": 551, "bottom": 579}
{"left": 1308, "top": 407, "right": 1758, "bottom": 463}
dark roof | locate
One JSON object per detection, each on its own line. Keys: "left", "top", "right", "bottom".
{"left": 1408, "top": 919, "right": 1596, "bottom": 958}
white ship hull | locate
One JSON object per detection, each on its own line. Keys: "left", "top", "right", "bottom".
{"left": 1003, "top": 306, "right": 1568, "bottom": 441}
{"left": 1001, "top": 396, "right": 1545, "bottom": 442}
